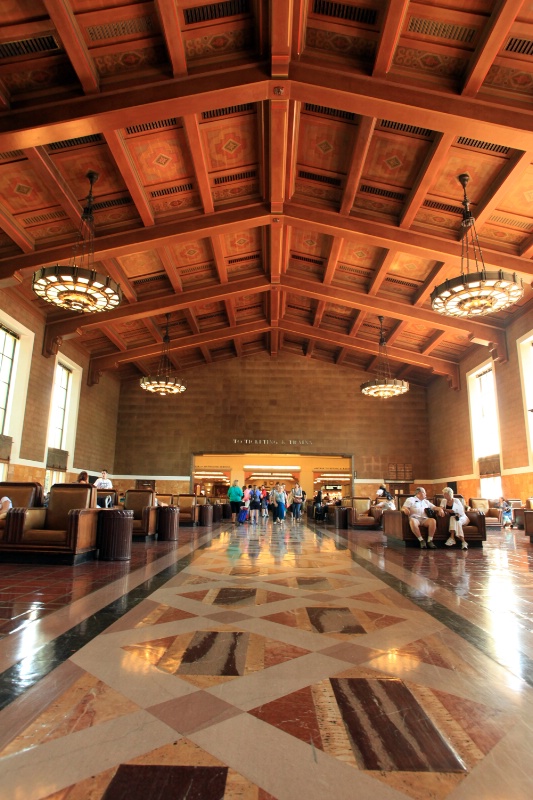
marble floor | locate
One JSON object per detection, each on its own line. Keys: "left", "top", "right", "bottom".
{"left": 1, "top": 517, "right": 533, "bottom": 799}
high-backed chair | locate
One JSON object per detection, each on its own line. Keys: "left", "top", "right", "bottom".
{"left": 469, "top": 498, "right": 501, "bottom": 526}
{"left": 1, "top": 483, "right": 98, "bottom": 564}
{"left": 123, "top": 489, "right": 157, "bottom": 539}
{"left": 526, "top": 498, "right": 533, "bottom": 510}
{"left": 156, "top": 494, "right": 173, "bottom": 506}
{"left": 350, "top": 497, "right": 381, "bottom": 529}
{"left": 97, "top": 488, "right": 119, "bottom": 508}
{"left": 0, "top": 481, "right": 43, "bottom": 542}
{"left": 173, "top": 494, "right": 198, "bottom": 525}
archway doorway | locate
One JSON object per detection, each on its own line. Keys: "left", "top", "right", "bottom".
{"left": 192, "top": 452, "right": 353, "bottom": 500}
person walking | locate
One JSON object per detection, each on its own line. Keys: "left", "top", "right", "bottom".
{"left": 292, "top": 482, "right": 303, "bottom": 522}
{"left": 227, "top": 480, "right": 244, "bottom": 524}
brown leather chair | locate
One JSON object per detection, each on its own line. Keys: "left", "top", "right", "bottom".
{"left": 123, "top": 489, "right": 157, "bottom": 539}
{"left": 156, "top": 494, "right": 172, "bottom": 506}
{"left": 469, "top": 498, "right": 501, "bottom": 526}
{"left": 526, "top": 498, "right": 533, "bottom": 510}
{"left": 350, "top": 497, "right": 381, "bottom": 529}
{"left": 0, "top": 481, "right": 43, "bottom": 542}
{"left": 1, "top": 483, "right": 99, "bottom": 563}
{"left": 173, "top": 494, "right": 198, "bottom": 525}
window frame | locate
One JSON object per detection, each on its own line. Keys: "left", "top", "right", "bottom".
{"left": 0, "top": 310, "right": 34, "bottom": 463}
{"left": 45, "top": 352, "right": 82, "bottom": 472}
{"left": 467, "top": 358, "right": 502, "bottom": 468}
{"left": 517, "top": 330, "right": 533, "bottom": 467}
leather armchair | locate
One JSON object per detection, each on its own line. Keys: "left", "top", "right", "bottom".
{"left": 0, "top": 481, "right": 43, "bottom": 542}
{"left": 469, "top": 498, "right": 501, "bottom": 525}
{"left": 1, "top": 483, "right": 99, "bottom": 564}
{"left": 350, "top": 497, "right": 381, "bottom": 529}
{"left": 123, "top": 489, "right": 157, "bottom": 539}
{"left": 173, "top": 494, "right": 198, "bottom": 525}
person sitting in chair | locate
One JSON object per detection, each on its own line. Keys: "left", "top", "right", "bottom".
{"left": 0, "top": 495, "right": 12, "bottom": 520}
{"left": 440, "top": 487, "right": 469, "bottom": 550}
{"left": 370, "top": 485, "right": 396, "bottom": 526}
{"left": 402, "top": 487, "right": 444, "bottom": 549}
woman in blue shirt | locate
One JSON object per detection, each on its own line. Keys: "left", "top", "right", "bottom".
{"left": 227, "top": 480, "right": 244, "bottom": 524}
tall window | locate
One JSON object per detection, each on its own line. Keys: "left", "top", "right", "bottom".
{"left": 517, "top": 331, "right": 533, "bottom": 464}
{"left": 469, "top": 365, "right": 500, "bottom": 459}
{"left": 48, "top": 363, "right": 72, "bottom": 450}
{"left": 0, "top": 326, "right": 18, "bottom": 435}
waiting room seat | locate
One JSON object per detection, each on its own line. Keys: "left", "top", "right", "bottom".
{"left": 350, "top": 497, "right": 381, "bottom": 529}
{"left": 97, "top": 489, "right": 119, "bottom": 508}
{"left": 526, "top": 498, "right": 533, "bottom": 510}
{"left": 433, "top": 494, "right": 466, "bottom": 509}
{"left": 1, "top": 483, "right": 99, "bottom": 564}
{"left": 469, "top": 498, "right": 501, "bottom": 526}
{"left": 0, "top": 481, "right": 43, "bottom": 543}
{"left": 383, "top": 500, "right": 486, "bottom": 546}
{"left": 173, "top": 494, "right": 198, "bottom": 525}
{"left": 155, "top": 494, "right": 173, "bottom": 506}
{"left": 123, "top": 489, "right": 157, "bottom": 540}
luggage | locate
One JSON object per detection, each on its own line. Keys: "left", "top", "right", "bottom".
{"left": 237, "top": 506, "right": 248, "bottom": 523}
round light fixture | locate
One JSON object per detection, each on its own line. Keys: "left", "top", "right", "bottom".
{"left": 32, "top": 170, "right": 122, "bottom": 314}
{"left": 140, "top": 314, "right": 186, "bottom": 397}
{"left": 360, "top": 316, "right": 409, "bottom": 399}
{"left": 431, "top": 174, "right": 523, "bottom": 318}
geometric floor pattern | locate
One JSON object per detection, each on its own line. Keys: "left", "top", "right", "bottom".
{"left": 0, "top": 520, "right": 532, "bottom": 799}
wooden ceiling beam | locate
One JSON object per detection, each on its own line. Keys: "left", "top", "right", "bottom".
{"left": 270, "top": 220, "right": 284, "bottom": 283}
{"left": 100, "top": 258, "right": 137, "bottom": 304}
{"left": 279, "top": 319, "right": 460, "bottom": 387}
{"left": 0, "top": 78, "right": 10, "bottom": 111}
{"left": 474, "top": 150, "right": 533, "bottom": 229}
{"left": 284, "top": 204, "right": 533, "bottom": 276}
{"left": 340, "top": 116, "right": 376, "bottom": 216}
{"left": 373, "top": 0, "right": 410, "bottom": 78}
{"left": 182, "top": 114, "right": 215, "bottom": 214}
{"left": 368, "top": 249, "right": 397, "bottom": 295}
{"left": 184, "top": 308, "right": 201, "bottom": 335}
{"left": 289, "top": 64, "right": 533, "bottom": 150}
{"left": 412, "top": 261, "right": 448, "bottom": 307}
{"left": 281, "top": 274, "right": 507, "bottom": 355}
{"left": 158, "top": 247, "right": 183, "bottom": 293}
{"left": 200, "top": 346, "right": 212, "bottom": 363}
{"left": 313, "top": 300, "right": 326, "bottom": 327}
{"left": 323, "top": 237, "right": 344, "bottom": 285}
{"left": 211, "top": 235, "right": 228, "bottom": 283}
{"left": 154, "top": 0, "right": 188, "bottom": 77}
{"left": 384, "top": 320, "right": 408, "bottom": 346}
{"left": 270, "top": 98, "right": 289, "bottom": 213}
{"left": 24, "top": 146, "right": 83, "bottom": 226}
{"left": 225, "top": 299, "right": 237, "bottom": 328}
{"left": 88, "top": 320, "right": 271, "bottom": 379}
{"left": 0, "top": 203, "right": 34, "bottom": 253}
{"left": 461, "top": 0, "right": 525, "bottom": 97}
{"left": 104, "top": 130, "right": 154, "bottom": 226}
{"left": 399, "top": 132, "right": 456, "bottom": 229}
{"left": 43, "top": 0, "right": 99, "bottom": 94}
{"left": 421, "top": 330, "right": 448, "bottom": 355}
{"left": 0, "top": 66, "right": 271, "bottom": 151}
{"left": 143, "top": 318, "right": 164, "bottom": 343}
{"left": 0, "top": 205, "right": 271, "bottom": 282}
{"left": 43, "top": 276, "right": 271, "bottom": 349}
{"left": 271, "top": 0, "right": 293, "bottom": 77}
{"left": 100, "top": 325, "right": 127, "bottom": 351}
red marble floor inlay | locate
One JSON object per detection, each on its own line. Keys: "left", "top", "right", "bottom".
{"left": 249, "top": 685, "right": 324, "bottom": 749}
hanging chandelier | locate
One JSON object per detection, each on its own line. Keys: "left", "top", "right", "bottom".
{"left": 140, "top": 314, "right": 186, "bottom": 396}
{"left": 32, "top": 171, "right": 122, "bottom": 313}
{"left": 360, "top": 316, "right": 409, "bottom": 399}
{"left": 431, "top": 173, "right": 523, "bottom": 318}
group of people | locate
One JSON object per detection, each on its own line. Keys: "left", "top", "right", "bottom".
{"left": 77, "top": 469, "right": 114, "bottom": 508}
{"left": 227, "top": 481, "right": 306, "bottom": 525}
{"left": 402, "top": 486, "right": 468, "bottom": 550}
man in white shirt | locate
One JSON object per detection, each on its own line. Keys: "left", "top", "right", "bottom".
{"left": 94, "top": 470, "right": 113, "bottom": 508}
{"left": 402, "top": 487, "right": 444, "bottom": 549}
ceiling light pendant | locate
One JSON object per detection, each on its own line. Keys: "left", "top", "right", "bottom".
{"left": 431, "top": 173, "right": 523, "bottom": 318}
{"left": 360, "top": 316, "right": 409, "bottom": 399}
{"left": 32, "top": 171, "right": 122, "bottom": 313}
{"left": 140, "top": 313, "right": 186, "bottom": 396}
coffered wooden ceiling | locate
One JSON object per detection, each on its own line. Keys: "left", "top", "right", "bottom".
{"left": 1, "top": 0, "right": 533, "bottom": 389}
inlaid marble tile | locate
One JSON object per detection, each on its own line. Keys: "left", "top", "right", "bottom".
{"left": 101, "top": 764, "right": 228, "bottom": 800}
{"left": 178, "top": 632, "right": 249, "bottom": 677}
{"left": 213, "top": 588, "right": 257, "bottom": 607}
{"left": 330, "top": 677, "right": 466, "bottom": 772}
{"left": 306, "top": 607, "right": 365, "bottom": 635}
{"left": 148, "top": 691, "right": 242, "bottom": 735}
{"left": 249, "top": 685, "right": 323, "bottom": 749}
{"left": 135, "top": 605, "right": 196, "bottom": 628}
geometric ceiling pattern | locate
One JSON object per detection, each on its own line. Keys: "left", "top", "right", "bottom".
{"left": 1, "top": 0, "right": 532, "bottom": 388}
